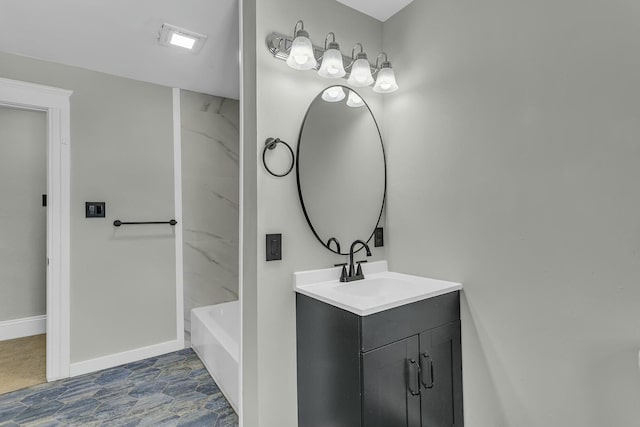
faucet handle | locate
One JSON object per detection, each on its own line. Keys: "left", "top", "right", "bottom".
{"left": 334, "top": 264, "right": 348, "bottom": 282}
{"left": 356, "top": 261, "right": 365, "bottom": 277}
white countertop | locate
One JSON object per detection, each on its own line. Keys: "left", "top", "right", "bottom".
{"left": 294, "top": 261, "right": 462, "bottom": 316}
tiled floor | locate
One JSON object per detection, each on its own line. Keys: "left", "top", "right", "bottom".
{"left": 0, "top": 348, "right": 238, "bottom": 427}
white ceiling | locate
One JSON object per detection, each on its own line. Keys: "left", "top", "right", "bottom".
{"left": 0, "top": 0, "right": 240, "bottom": 99}
{"left": 335, "top": 0, "right": 415, "bottom": 22}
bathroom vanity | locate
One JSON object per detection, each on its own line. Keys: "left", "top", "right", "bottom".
{"left": 294, "top": 87, "right": 461, "bottom": 425}
{"left": 295, "top": 262, "right": 463, "bottom": 427}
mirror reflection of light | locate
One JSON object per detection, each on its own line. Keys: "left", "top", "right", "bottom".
{"left": 346, "top": 91, "right": 364, "bottom": 108}
{"left": 322, "top": 86, "right": 346, "bottom": 102}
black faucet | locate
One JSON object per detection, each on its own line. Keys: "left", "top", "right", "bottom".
{"left": 339, "top": 240, "right": 372, "bottom": 282}
{"left": 326, "top": 237, "right": 341, "bottom": 254}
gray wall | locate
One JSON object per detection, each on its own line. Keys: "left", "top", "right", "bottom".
{"left": 181, "top": 89, "right": 239, "bottom": 343}
{"left": 0, "top": 107, "right": 46, "bottom": 322}
{"left": 242, "top": 1, "right": 386, "bottom": 424}
{"left": 384, "top": 0, "right": 640, "bottom": 425}
{"left": 0, "top": 51, "right": 177, "bottom": 363}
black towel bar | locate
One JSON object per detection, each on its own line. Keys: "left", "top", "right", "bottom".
{"left": 113, "top": 220, "right": 177, "bottom": 227}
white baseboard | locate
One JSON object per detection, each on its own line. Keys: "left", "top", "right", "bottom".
{"left": 69, "top": 339, "right": 183, "bottom": 377}
{"left": 0, "top": 315, "right": 46, "bottom": 341}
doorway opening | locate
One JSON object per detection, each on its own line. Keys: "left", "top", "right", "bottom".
{"left": 0, "top": 77, "right": 72, "bottom": 387}
{"left": 0, "top": 105, "right": 47, "bottom": 393}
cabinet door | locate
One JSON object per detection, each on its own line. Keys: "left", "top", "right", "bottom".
{"left": 419, "top": 321, "right": 463, "bottom": 426}
{"left": 362, "top": 336, "right": 421, "bottom": 427}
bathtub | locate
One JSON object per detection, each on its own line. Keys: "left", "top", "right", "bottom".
{"left": 191, "top": 301, "right": 239, "bottom": 412}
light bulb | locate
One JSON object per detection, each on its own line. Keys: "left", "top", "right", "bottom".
{"left": 318, "top": 48, "right": 346, "bottom": 78}
{"left": 286, "top": 32, "right": 317, "bottom": 71}
{"left": 322, "top": 86, "right": 346, "bottom": 102}
{"left": 294, "top": 53, "right": 308, "bottom": 65}
{"left": 346, "top": 91, "right": 364, "bottom": 108}
{"left": 373, "top": 67, "right": 399, "bottom": 93}
{"left": 347, "top": 58, "right": 374, "bottom": 87}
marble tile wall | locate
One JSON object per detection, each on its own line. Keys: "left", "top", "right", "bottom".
{"left": 180, "top": 90, "right": 239, "bottom": 344}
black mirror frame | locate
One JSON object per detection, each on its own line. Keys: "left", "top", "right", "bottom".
{"left": 295, "top": 85, "right": 387, "bottom": 256}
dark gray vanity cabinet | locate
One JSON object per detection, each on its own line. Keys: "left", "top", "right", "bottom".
{"left": 296, "top": 291, "right": 463, "bottom": 427}
{"left": 361, "top": 335, "right": 421, "bottom": 427}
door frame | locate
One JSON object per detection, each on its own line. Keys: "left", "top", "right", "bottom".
{"left": 0, "top": 77, "right": 72, "bottom": 381}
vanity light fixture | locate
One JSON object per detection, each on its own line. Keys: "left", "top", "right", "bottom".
{"left": 347, "top": 44, "right": 374, "bottom": 87}
{"left": 346, "top": 91, "right": 365, "bottom": 108}
{"left": 317, "top": 33, "right": 346, "bottom": 78}
{"left": 322, "top": 86, "right": 347, "bottom": 102}
{"left": 265, "top": 21, "right": 400, "bottom": 94}
{"left": 158, "top": 23, "right": 207, "bottom": 53}
{"left": 286, "top": 21, "right": 317, "bottom": 70}
{"left": 373, "top": 53, "right": 399, "bottom": 93}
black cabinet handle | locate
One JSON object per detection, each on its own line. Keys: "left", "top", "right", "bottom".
{"left": 420, "top": 353, "right": 434, "bottom": 388}
{"left": 406, "top": 358, "right": 421, "bottom": 396}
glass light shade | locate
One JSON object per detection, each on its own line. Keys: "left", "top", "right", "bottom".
{"left": 347, "top": 58, "right": 374, "bottom": 87}
{"left": 286, "top": 36, "right": 317, "bottom": 70}
{"left": 317, "top": 49, "right": 346, "bottom": 78}
{"left": 373, "top": 67, "right": 399, "bottom": 93}
{"left": 346, "top": 91, "right": 364, "bottom": 108}
{"left": 322, "top": 86, "right": 346, "bottom": 102}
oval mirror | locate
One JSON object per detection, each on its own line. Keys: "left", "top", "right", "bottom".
{"left": 296, "top": 85, "right": 386, "bottom": 255}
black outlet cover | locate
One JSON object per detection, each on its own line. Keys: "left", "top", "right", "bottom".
{"left": 374, "top": 227, "right": 384, "bottom": 247}
{"left": 86, "top": 202, "right": 106, "bottom": 218}
{"left": 266, "top": 233, "right": 282, "bottom": 261}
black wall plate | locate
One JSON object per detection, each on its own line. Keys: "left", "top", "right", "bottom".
{"left": 374, "top": 227, "right": 384, "bottom": 247}
{"left": 266, "top": 234, "right": 282, "bottom": 261}
{"left": 86, "top": 202, "right": 106, "bottom": 218}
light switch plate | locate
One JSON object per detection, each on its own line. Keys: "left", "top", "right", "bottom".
{"left": 86, "top": 202, "right": 106, "bottom": 218}
{"left": 374, "top": 227, "right": 384, "bottom": 247}
{"left": 266, "top": 234, "right": 282, "bottom": 261}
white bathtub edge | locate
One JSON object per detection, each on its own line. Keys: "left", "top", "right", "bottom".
{"left": 192, "top": 343, "right": 239, "bottom": 414}
{"left": 191, "top": 301, "right": 240, "bottom": 413}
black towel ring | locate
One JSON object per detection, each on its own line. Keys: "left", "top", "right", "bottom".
{"left": 263, "top": 137, "right": 295, "bottom": 178}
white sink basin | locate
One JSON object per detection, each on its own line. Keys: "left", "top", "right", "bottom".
{"left": 294, "top": 261, "right": 462, "bottom": 316}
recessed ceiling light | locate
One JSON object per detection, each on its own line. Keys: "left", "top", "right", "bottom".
{"left": 170, "top": 33, "right": 196, "bottom": 50}
{"left": 158, "top": 23, "right": 207, "bottom": 53}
